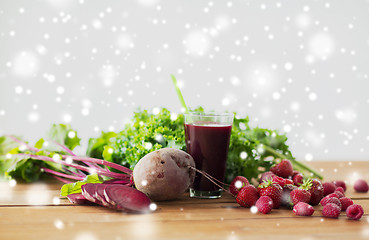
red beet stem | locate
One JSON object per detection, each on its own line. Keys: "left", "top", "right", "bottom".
{"left": 7, "top": 135, "right": 109, "bottom": 173}
{"left": 6, "top": 135, "right": 40, "bottom": 152}
{"left": 52, "top": 140, "right": 106, "bottom": 171}
{"left": 41, "top": 167, "right": 84, "bottom": 181}
{"left": 103, "top": 179, "right": 131, "bottom": 185}
{"left": 17, "top": 153, "right": 130, "bottom": 180}
{"left": 62, "top": 155, "right": 133, "bottom": 175}
{"left": 188, "top": 166, "right": 231, "bottom": 195}
{"left": 52, "top": 140, "right": 77, "bottom": 156}
{"left": 53, "top": 176, "right": 73, "bottom": 184}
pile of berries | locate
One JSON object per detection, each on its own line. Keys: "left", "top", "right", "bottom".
{"left": 231, "top": 159, "right": 365, "bottom": 220}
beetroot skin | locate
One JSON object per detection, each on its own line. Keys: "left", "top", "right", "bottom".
{"left": 133, "top": 148, "right": 196, "bottom": 201}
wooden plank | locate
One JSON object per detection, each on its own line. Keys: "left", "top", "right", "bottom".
{"left": 1, "top": 161, "right": 368, "bottom": 205}
{"left": 0, "top": 161, "right": 368, "bottom": 240}
{"left": 0, "top": 199, "right": 368, "bottom": 240}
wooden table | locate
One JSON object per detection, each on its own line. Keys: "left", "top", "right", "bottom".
{"left": 0, "top": 161, "right": 368, "bottom": 240}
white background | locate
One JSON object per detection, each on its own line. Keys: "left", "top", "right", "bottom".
{"left": 0, "top": 0, "right": 368, "bottom": 161}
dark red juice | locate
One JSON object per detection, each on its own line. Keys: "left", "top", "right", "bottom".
{"left": 184, "top": 123, "right": 232, "bottom": 191}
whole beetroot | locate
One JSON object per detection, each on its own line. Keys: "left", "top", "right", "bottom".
{"left": 133, "top": 148, "right": 196, "bottom": 201}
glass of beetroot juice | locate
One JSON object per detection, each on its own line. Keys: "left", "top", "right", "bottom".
{"left": 184, "top": 112, "right": 234, "bottom": 198}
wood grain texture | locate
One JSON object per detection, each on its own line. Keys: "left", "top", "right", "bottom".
{"left": 0, "top": 161, "right": 368, "bottom": 240}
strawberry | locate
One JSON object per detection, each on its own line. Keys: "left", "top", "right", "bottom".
{"left": 236, "top": 184, "right": 259, "bottom": 208}
{"left": 339, "top": 197, "right": 353, "bottom": 211}
{"left": 290, "top": 179, "right": 315, "bottom": 206}
{"left": 332, "top": 180, "right": 346, "bottom": 192}
{"left": 293, "top": 202, "right": 315, "bottom": 216}
{"left": 322, "top": 203, "right": 341, "bottom": 218}
{"left": 285, "top": 178, "right": 294, "bottom": 185}
{"left": 290, "top": 188, "right": 311, "bottom": 206}
{"left": 293, "top": 173, "right": 304, "bottom": 187}
{"left": 255, "top": 196, "right": 273, "bottom": 214}
{"left": 354, "top": 179, "right": 369, "bottom": 193}
{"left": 259, "top": 171, "right": 275, "bottom": 184}
{"left": 229, "top": 176, "right": 249, "bottom": 196}
{"left": 270, "top": 159, "right": 293, "bottom": 178}
{"left": 271, "top": 175, "right": 290, "bottom": 187}
{"left": 258, "top": 180, "right": 283, "bottom": 209}
{"left": 292, "top": 170, "right": 300, "bottom": 177}
{"left": 322, "top": 182, "right": 336, "bottom": 196}
{"left": 308, "top": 179, "right": 324, "bottom": 206}
{"left": 346, "top": 204, "right": 364, "bottom": 220}
{"left": 281, "top": 184, "right": 297, "bottom": 208}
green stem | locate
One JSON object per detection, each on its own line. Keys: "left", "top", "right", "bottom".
{"left": 171, "top": 74, "right": 189, "bottom": 114}
{"left": 262, "top": 145, "right": 323, "bottom": 180}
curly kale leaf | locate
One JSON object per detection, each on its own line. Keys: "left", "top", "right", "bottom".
{"left": 93, "top": 108, "right": 186, "bottom": 169}
{"left": 225, "top": 116, "right": 295, "bottom": 183}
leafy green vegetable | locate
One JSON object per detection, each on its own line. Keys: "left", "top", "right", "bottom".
{"left": 113, "top": 109, "right": 186, "bottom": 169}
{"left": 0, "top": 124, "right": 82, "bottom": 182}
{"left": 86, "top": 131, "right": 117, "bottom": 159}
{"left": 60, "top": 174, "right": 103, "bottom": 197}
{"left": 1, "top": 81, "right": 321, "bottom": 184}
{"left": 225, "top": 116, "right": 294, "bottom": 182}
{"left": 87, "top": 107, "right": 321, "bottom": 183}
{"left": 47, "top": 123, "right": 81, "bottom": 150}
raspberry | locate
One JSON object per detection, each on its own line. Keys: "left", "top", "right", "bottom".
{"left": 326, "top": 193, "right": 340, "bottom": 199}
{"left": 333, "top": 180, "right": 346, "bottom": 192}
{"left": 346, "top": 204, "right": 364, "bottom": 220}
{"left": 322, "top": 182, "right": 336, "bottom": 196}
{"left": 335, "top": 187, "right": 345, "bottom": 195}
{"left": 322, "top": 203, "right": 341, "bottom": 218}
{"left": 339, "top": 197, "right": 353, "bottom": 211}
{"left": 229, "top": 176, "right": 249, "bottom": 196}
{"left": 272, "top": 175, "right": 288, "bottom": 187}
{"left": 354, "top": 179, "right": 369, "bottom": 193}
{"left": 334, "top": 190, "right": 345, "bottom": 199}
{"left": 293, "top": 202, "right": 315, "bottom": 216}
{"left": 320, "top": 196, "right": 342, "bottom": 210}
{"left": 255, "top": 196, "right": 273, "bottom": 214}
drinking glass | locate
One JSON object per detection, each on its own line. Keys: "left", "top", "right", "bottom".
{"left": 184, "top": 112, "right": 234, "bottom": 198}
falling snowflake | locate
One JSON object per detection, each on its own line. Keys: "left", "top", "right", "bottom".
{"left": 184, "top": 30, "right": 212, "bottom": 56}
{"left": 12, "top": 51, "right": 40, "bottom": 77}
